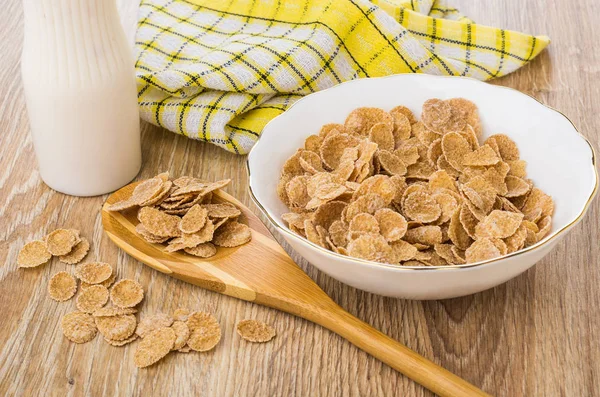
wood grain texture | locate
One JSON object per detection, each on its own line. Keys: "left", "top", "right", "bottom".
{"left": 1, "top": 0, "right": 599, "bottom": 396}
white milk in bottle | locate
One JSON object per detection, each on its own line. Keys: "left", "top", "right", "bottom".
{"left": 21, "top": 0, "right": 141, "bottom": 196}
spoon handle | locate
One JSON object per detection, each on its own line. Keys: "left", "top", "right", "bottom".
{"left": 312, "top": 305, "right": 491, "bottom": 397}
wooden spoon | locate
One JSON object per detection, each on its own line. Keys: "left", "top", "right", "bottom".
{"left": 102, "top": 182, "right": 490, "bottom": 397}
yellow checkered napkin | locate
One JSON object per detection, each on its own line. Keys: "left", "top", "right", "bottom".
{"left": 136, "top": 0, "right": 549, "bottom": 154}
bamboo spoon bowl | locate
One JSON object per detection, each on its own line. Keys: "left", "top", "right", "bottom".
{"left": 102, "top": 182, "right": 490, "bottom": 397}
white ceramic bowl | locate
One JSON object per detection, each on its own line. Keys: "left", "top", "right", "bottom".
{"left": 246, "top": 75, "right": 598, "bottom": 300}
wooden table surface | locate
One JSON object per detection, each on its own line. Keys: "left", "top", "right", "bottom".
{"left": 1, "top": 1, "right": 599, "bottom": 396}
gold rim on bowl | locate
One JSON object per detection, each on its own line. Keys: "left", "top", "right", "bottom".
{"left": 245, "top": 75, "right": 598, "bottom": 271}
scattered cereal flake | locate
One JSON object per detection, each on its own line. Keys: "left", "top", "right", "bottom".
{"left": 81, "top": 272, "right": 116, "bottom": 290}
{"left": 421, "top": 99, "right": 452, "bottom": 133}
{"left": 304, "top": 219, "right": 325, "bottom": 247}
{"left": 505, "top": 176, "right": 531, "bottom": 198}
{"left": 413, "top": 122, "right": 440, "bottom": 147}
{"left": 459, "top": 125, "right": 480, "bottom": 150}
{"left": 313, "top": 201, "right": 347, "bottom": 230}
{"left": 402, "top": 191, "right": 441, "bottom": 223}
{"left": 484, "top": 134, "right": 520, "bottom": 161}
{"left": 76, "top": 285, "right": 109, "bottom": 313}
{"left": 212, "top": 221, "right": 252, "bottom": 247}
{"left": 17, "top": 240, "right": 52, "bottom": 268}
{"left": 504, "top": 223, "right": 528, "bottom": 253}
{"left": 348, "top": 213, "right": 380, "bottom": 239}
{"left": 497, "top": 196, "right": 521, "bottom": 213}
{"left": 173, "top": 176, "right": 196, "bottom": 188}
{"left": 58, "top": 238, "right": 90, "bottom": 265}
{"left": 314, "top": 183, "right": 347, "bottom": 201}
{"left": 165, "top": 223, "right": 215, "bottom": 252}
{"left": 390, "top": 105, "right": 417, "bottom": 125}
{"left": 62, "top": 311, "right": 97, "bottom": 343}
{"left": 187, "top": 311, "right": 218, "bottom": 332}
{"left": 285, "top": 175, "right": 311, "bottom": 208}
{"left": 347, "top": 234, "right": 392, "bottom": 263}
{"left": 106, "top": 177, "right": 163, "bottom": 211}
{"left": 96, "top": 314, "right": 137, "bottom": 341}
{"left": 298, "top": 150, "right": 325, "bottom": 174}
{"left": 140, "top": 180, "right": 173, "bottom": 207}
{"left": 462, "top": 145, "right": 500, "bottom": 167}
{"left": 319, "top": 123, "right": 345, "bottom": 138}
{"left": 315, "top": 225, "right": 330, "bottom": 248}
{"left": 184, "top": 243, "right": 217, "bottom": 258}
{"left": 93, "top": 306, "right": 137, "bottom": 317}
{"left": 237, "top": 320, "right": 276, "bottom": 343}
{"left": 74, "top": 262, "right": 113, "bottom": 284}
{"left": 465, "top": 238, "right": 502, "bottom": 263}
{"left": 491, "top": 238, "right": 508, "bottom": 256}
{"left": 459, "top": 204, "right": 479, "bottom": 239}
{"left": 389, "top": 108, "right": 413, "bottom": 142}
{"left": 138, "top": 207, "right": 181, "bottom": 238}
{"left": 536, "top": 216, "right": 552, "bottom": 241}
{"left": 110, "top": 279, "right": 144, "bottom": 308}
{"left": 173, "top": 308, "right": 190, "bottom": 322}
{"left": 447, "top": 98, "right": 479, "bottom": 133}
{"left": 427, "top": 138, "right": 443, "bottom": 167}
{"left": 406, "top": 159, "right": 435, "bottom": 180}
{"left": 450, "top": 246, "right": 466, "bottom": 262}
{"left": 304, "top": 134, "right": 323, "bottom": 152}
{"left": 48, "top": 271, "right": 78, "bottom": 301}
{"left": 135, "top": 223, "right": 170, "bottom": 244}
{"left": 282, "top": 150, "right": 305, "bottom": 177}
{"left": 134, "top": 327, "right": 176, "bottom": 368}
{"left": 432, "top": 192, "right": 459, "bottom": 224}
{"left": 171, "top": 321, "right": 190, "bottom": 350}
{"left": 328, "top": 220, "right": 349, "bottom": 247}
{"left": 388, "top": 240, "right": 418, "bottom": 262}
{"left": 45, "top": 229, "right": 78, "bottom": 256}
{"left": 179, "top": 204, "right": 208, "bottom": 234}
{"left": 282, "top": 212, "right": 309, "bottom": 230}
{"left": 344, "top": 107, "right": 393, "bottom": 136}
{"left": 437, "top": 155, "right": 461, "bottom": 178}
{"left": 375, "top": 208, "right": 407, "bottom": 242}
{"left": 461, "top": 176, "right": 496, "bottom": 213}
{"left": 390, "top": 175, "right": 408, "bottom": 203}
{"left": 320, "top": 133, "right": 361, "bottom": 170}
{"left": 105, "top": 334, "right": 138, "bottom": 347}
{"left": 448, "top": 210, "right": 473, "bottom": 250}
{"left": 344, "top": 193, "right": 387, "bottom": 222}
{"left": 369, "top": 122, "right": 395, "bottom": 151}
{"left": 401, "top": 183, "right": 429, "bottom": 204}
{"left": 521, "top": 187, "right": 554, "bottom": 221}
{"left": 483, "top": 162, "right": 510, "bottom": 196}
{"left": 189, "top": 220, "right": 216, "bottom": 245}
{"left": 352, "top": 175, "right": 396, "bottom": 204}
{"left": 441, "top": 132, "right": 471, "bottom": 172}
{"left": 404, "top": 226, "right": 443, "bottom": 246}
{"left": 377, "top": 150, "right": 407, "bottom": 176}
{"left": 474, "top": 210, "right": 524, "bottom": 239}
{"left": 394, "top": 146, "right": 420, "bottom": 166}
{"left": 428, "top": 170, "right": 457, "bottom": 193}
{"left": 507, "top": 160, "right": 527, "bottom": 178}
{"left": 136, "top": 314, "right": 174, "bottom": 338}
{"left": 186, "top": 312, "right": 221, "bottom": 352}
{"left": 434, "top": 244, "right": 460, "bottom": 265}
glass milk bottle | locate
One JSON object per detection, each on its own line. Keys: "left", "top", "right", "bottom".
{"left": 21, "top": 0, "right": 141, "bottom": 196}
